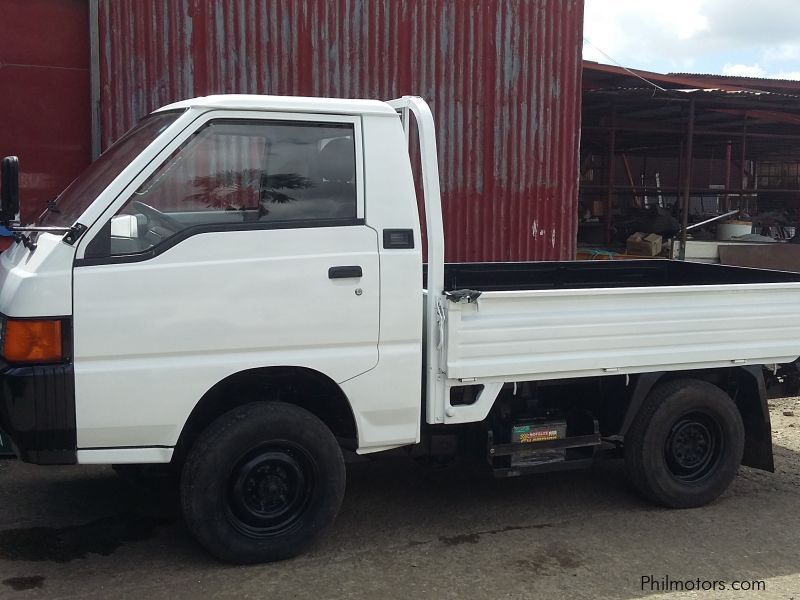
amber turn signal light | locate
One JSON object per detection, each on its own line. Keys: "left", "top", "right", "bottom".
{"left": 3, "top": 319, "right": 63, "bottom": 363}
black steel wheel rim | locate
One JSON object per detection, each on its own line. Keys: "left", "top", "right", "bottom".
{"left": 226, "top": 442, "right": 316, "bottom": 537}
{"left": 664, "top": 411, "right": 724, "bottom": 483}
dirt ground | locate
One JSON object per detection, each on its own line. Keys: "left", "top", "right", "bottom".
{"left": 1, "top": 398, "right": 799, "bottom": 600}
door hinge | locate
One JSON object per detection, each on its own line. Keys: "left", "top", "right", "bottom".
{"left": 63, "top": 223, "right": 88, "bottom": 246}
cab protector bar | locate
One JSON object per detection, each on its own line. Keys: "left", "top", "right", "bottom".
{"left": 387, "top": 96, "right": 447, "bottom": 424}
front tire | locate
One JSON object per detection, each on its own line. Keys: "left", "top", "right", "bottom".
{"left": 180, "top": 402, "right": 345, "bottom": 564}
{"left": 625, "top": 379, "right": 744, "bottom": 508}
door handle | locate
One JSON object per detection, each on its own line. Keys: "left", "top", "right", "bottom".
{"left": 328, "top": 265, "right": 363, "bottom": 279}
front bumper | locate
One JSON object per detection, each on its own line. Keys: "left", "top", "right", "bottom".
{"left": 0, "top": 360, "right": 76, "bottom": 464}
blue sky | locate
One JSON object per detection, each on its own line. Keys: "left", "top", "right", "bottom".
{"left": 583, "top": 0, "right": 800, "bottom": 79}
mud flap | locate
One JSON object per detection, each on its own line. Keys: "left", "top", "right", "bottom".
{"left": 738, "top": 366, "right": 774, "bottom": 473}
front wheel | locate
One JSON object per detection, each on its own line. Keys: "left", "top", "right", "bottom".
{"left": 180, "top": 402, "right": 345, "bottom": 564}
{"left": 625, "top": 379, "right": 745, "bottom": 508}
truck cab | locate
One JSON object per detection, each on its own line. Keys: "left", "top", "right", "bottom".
{"left": 0, "top": 95, "right": 426, "bottom": 463}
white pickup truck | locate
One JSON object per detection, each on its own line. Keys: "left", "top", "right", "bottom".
{"left": 2, "top": 95, "right": 800, "bottom": 563}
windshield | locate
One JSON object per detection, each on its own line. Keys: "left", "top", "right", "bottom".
{"left": 38, "top": 111, "right": 182, "bottom": 227}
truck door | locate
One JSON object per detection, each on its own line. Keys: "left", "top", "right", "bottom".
{"left": 71, "top": 113, "right": 379, "bottom": 451}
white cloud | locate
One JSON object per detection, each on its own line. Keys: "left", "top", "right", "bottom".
{"left": 584, "top": 0, "right": 800, "bottom": 79}
{"left": 772, "top": 71, "right": 800, "bottom": 81}
{"left": 583, "top": 0, "right": 711, "bottom": 70}
{"left": 722, "top": 63, "right": 765, "bottom": 77}
{"left": 764, "top": 44, "right": 800, "bottom": 62}
{"left": 721, "top": 64, "right": 800, "bottom": 80}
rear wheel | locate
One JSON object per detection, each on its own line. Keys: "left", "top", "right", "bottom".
{"left": 180, "top": 402, "right": 345, "bottom": 563}
{"left": 625, "top": 379, "right": 744, "bottom": 508}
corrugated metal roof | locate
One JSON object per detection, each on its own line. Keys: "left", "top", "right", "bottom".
{"left": 587, "top": 86, "right": 800, "bottom": 103}
{"left": 98, "top": 0, "right": 584, "bottom": 262}
{"left": 585, "top": 61, "right": 800, "bottom": 97}
{"left": 669, "top": 72, "right": 800, "bottom": 86}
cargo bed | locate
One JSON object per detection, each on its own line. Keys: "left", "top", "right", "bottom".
{"left": 436, "top": 260, "right": 800, "bottom": 424}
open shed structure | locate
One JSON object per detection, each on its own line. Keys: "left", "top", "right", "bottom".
{"left": 580, "top": 61, "right": 800, "bottom": 264}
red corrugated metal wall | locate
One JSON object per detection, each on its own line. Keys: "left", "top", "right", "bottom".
{"left": 0, "top": 0, "right": 91, "bottom": 224}
{"left": 98, "top": 0, "right": 583, "bottom": 261}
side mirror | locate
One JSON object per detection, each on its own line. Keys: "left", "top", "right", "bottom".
{"left": 1, "top": 156, "right": 20, "bottom": 224}
{"left": 110, "top": 214, "right": 140, "bottom": 239}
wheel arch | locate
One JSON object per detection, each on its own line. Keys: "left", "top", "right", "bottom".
{"left": 620, "top": 366, "right": 773, "bottom": 472}
{"left": 172, "top": 366, "right": 359, "bottom": 468}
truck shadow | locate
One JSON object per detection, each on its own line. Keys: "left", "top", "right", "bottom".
{"left": 0, "top": 444, "right": 798, "bottom": 598}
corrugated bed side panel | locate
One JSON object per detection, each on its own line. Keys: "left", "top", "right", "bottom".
{"left": 98, "top": 0, "right": 583, "bottom": 261}
{"left": 445, "top": 285, "right": 800, "bottom": 380}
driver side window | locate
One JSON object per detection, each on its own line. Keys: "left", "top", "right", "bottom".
{"left": 85, "top": 118, "right": 358, "bottom": 259}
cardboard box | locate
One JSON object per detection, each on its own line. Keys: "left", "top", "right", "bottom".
{"left": 592, "top": 200, "right": 607, "bottom": 217}
{"left": 626, "top": 232, "right": 663, "bottom": 256}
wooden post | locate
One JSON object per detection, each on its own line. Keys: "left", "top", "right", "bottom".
{"left": 740, "top": 115, "right": 749, "bottom": 211}
{"left": 679, "top": 99, "right": 696, "bottom": 261}
{"left": 605, "top": 127, "right": 616, "bottom": 245}
{"left": 724, "top": 140, "right": 732, "bottom": 212}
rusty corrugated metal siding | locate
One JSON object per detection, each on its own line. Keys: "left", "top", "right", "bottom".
{"left": 98, "top": 0, "right": 583, "bottom": 261}
{"left": 1, "top": 0, "right": 91, "bottom": 224}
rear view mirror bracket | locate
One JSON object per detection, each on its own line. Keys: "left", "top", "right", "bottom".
{"left": 1, "top": 156, "right": 74, "bottom": 249}
{"left": 1, "top": 156, "right": 20, "bottom": 225}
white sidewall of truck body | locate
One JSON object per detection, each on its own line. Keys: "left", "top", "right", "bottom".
{"left": 68, "top": 106, "right": 423, "bottom": 459}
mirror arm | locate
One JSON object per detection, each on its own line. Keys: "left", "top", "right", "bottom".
{"left": 10, "top": 225, "right": 72, "bottom": 233}
{"left": 5, "top": 222, "right": 86, "bottom": 252}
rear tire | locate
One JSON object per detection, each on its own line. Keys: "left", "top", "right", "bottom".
{"left": 625, "top": 379, "right": 744, "bottom": 508}
{"left": 180, "top": 402, "right": 345, "bottom": 564}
